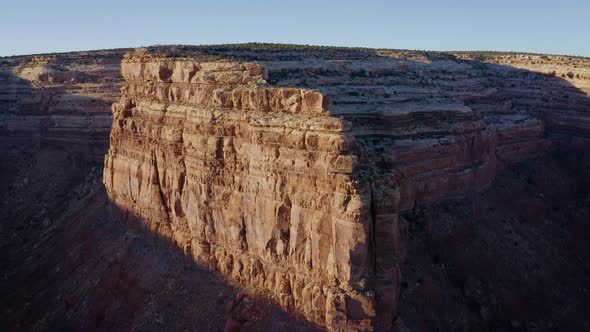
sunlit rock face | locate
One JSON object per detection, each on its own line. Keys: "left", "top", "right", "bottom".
{"left": 103, "top": 46, "right": 590, "bottom": 330}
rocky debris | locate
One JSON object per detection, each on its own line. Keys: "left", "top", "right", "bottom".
{"left": 398, "top": 154, "right": 590, "bottom": 331}
{"left": 223, "top": 292, "right": 264, "bottom": 331}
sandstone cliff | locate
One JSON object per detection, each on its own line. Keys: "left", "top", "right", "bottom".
{"left": 104, "top": 51, "right": 380, "bottom": 330}
{"left": 102, "top": 46, "right": 590, "bottom": 330}
{"left": 1, "top": 49, "right": 320, "bottom": 331}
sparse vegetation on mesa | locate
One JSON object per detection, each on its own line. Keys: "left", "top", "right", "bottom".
{"left": 3, "top": 43, "right": 588, "bottom": 62}
{"left": 448, "top": 49, "right": 590, "bottom": 60}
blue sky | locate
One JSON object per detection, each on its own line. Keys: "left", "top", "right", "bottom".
{"left": 1, "top": 0, "right": 588, "bottom": 57}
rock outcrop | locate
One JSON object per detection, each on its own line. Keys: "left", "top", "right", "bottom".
{"left": 104, "top": 51, "right": 380, "bottom": 330}
{"left": 103, "top": 46, "right": 590, "bottom": 330}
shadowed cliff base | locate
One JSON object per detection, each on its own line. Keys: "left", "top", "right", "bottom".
{"left": 0, "top": 44, "right": 589, "bottom": 331}
{"left": 1, "top": 148, "right": 587, "bottom": 331}
{"left": 399, "top": 151, "right": 590, "bottom": 332}
{"left": 0, "top": 147, "right": 321, "bottom": 331}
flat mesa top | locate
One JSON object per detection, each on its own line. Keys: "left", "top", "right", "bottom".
{"left": 4, "top": 44, "right": 588, "bottom": 131}
{"left": 116, "top": 44, "right": 589, "bottom": 136}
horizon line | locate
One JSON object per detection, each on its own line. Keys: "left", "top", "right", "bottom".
{"left": 2, "top": 42, "right": 589, "bottom": 60}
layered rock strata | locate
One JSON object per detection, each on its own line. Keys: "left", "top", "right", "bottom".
{"left": 103, "top": 47, "right": 590, "bottom": 330}
{"left": 104, "top": 52, "right": 383, "bottom": 330}
{"left": 0, "top": 50, "right": 126, "bottom": 159}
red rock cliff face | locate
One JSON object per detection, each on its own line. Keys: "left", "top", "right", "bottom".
{"left": 0, "top": 48, "right": 320, "bottom": 332}
{"left": 103, "top": 47, "right": 590, "bottom": 330}
{"left": 103, "top": 52, "right": 383, "bottom": 330}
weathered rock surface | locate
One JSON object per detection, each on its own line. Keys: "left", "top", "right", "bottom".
{"left": 103, "top": 46, "right": 590, "bottom": 330}
{"left": 0, "top": 147, "right": 319, "bottom": 332}
{"left": 0, "top": 48, "right": 321, "bottom": 331}
{"left": 105, "top": 51, "right": 377, "bottom": 330}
